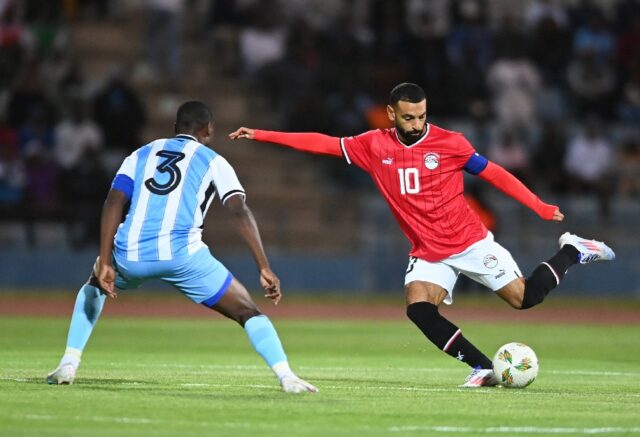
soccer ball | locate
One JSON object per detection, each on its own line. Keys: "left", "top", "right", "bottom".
{"left": 492, "top": 342, "right": 539, "bottom": 388}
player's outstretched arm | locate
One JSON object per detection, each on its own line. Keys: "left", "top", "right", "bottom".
{"left": 97, "top": 188, "right": 129, "bottom": 297}
{"left": 229, "top": 127, "right": 343, "bottom": 157}
{"left": 477, "top": 161, "right": 564, "bottom": 222}
{"left": 224, "top": 194, "right": 282, "bottom": 305}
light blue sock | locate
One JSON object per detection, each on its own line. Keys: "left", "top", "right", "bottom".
{"left": 244, "top": 315, "right": 288, "bottom": 370}
{"left": 63, "top": 284, "right": 106, "bottom": 364}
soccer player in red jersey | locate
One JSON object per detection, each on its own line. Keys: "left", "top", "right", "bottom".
{"left": 230, "top": 83, "right": 615, "bottom": 387}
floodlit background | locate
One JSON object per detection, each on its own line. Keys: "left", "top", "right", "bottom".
{"left": 0, "top": 0, "right": 637, "bottom": 295}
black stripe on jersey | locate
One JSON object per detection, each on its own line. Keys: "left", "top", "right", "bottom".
{"left": 200, "top": 183, "right": 216, "bottom": 217}
{"left": 221, "top": 189, "right": 246, "bottom": 204}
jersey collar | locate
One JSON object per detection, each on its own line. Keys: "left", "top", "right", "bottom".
{"left": 395, "top": 123, "right": 430, "bottom": 148}
{"left": 176, "top": 134, "right": 197, "bottom": 141}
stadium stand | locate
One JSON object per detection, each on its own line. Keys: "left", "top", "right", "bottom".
{"left": 0, "top": 0, "right": 638, "bottom": 293}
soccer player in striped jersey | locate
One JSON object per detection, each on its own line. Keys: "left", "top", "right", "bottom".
{"left": 47, "top": 101, "right": 317, "bottom": 393}
{"left": 229, "top": 83, "right": 615, "bottom": 388}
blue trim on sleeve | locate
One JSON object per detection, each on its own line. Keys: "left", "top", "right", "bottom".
{"left": 463, "top": 153, "right": 488, "bottom": 175}
{"left": 112, "top": 174, "right": 134, "bottom": 200}
{"left": 201, "top": 272, "right": 233, "bottom": 307}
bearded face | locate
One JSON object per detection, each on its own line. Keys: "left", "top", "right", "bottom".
{"left": 387, "top": 99, "right": 427, "bottom": 145}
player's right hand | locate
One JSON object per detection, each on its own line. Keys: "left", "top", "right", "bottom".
{"left": 260, "top": 267, "right": 281, "bottom": 305}
{"left": 228, "top": 127, "right": 255, "bottom": 141}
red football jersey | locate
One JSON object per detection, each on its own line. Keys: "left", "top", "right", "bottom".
{"left": 340, "top": 124, "right": 487, "bottom": 262}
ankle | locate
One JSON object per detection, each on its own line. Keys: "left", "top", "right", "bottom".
{"left": 61, "top": 347, "right": 82, "bottom": 369}
{"left": 272, "top": 361, "right": 295, "bottom": 381}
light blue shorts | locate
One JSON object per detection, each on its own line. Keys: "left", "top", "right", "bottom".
{"left": 112, "top": 247, "right": 232, "bottom": 307}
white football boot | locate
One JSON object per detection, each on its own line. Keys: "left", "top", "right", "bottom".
{"left": 46, "top": 363, "right": 76, "bottom": 385}
{"left": 460, "top": 367, "right": 499, "bottom": 388}
{"left": 558, "top": 232, "right": 615, "bottom": 264}
{"left": 280, "top": 375, "right": 319, "bottom": 393}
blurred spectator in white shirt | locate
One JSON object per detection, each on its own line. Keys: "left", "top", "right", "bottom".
{"left": 487, "top": 54, "right": 541, "bottom": 139}
{"left": 564, "top": 119, "right": 614, "bottom": 218}
{"left": 238, "top": 1, "right": 287, "bottom": 77}
{"left": 54, "top": 100, "right": 102, "bottom": 171}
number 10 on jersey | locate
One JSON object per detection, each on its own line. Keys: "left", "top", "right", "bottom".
{"left": 398, "top": 168, "right": 419, "bottom": 195}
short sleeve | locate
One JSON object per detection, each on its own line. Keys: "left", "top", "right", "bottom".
{"left": 340, "top": 130, "right": 378, "bottom": 172}
{"left": 455, "top": 134, "right": 477, "bottom": 169}
{"left": 111, "top": 152, "right": 138, "bottom": 198}
{"left": 115, "top": 152, "right": 138, "bottom": 179}
{"left": 210, "top": 155, "right": 246, "bottom": 204}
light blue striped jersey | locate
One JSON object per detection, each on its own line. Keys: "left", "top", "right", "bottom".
{"left": 112, "top": 134, "right": 245, "bottom": 261}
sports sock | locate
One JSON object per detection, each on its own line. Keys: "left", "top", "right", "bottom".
{"left": 522, "top": 245, "right": 579, "bottom": 309}
{"left": 407, "top": 302, "right": 492, "bottom": 369}
{"left": 244, "top": 315, "right": 291, "bottom": 379}
{"left": 60, "top": 347, "right": 82, "bottom": 369}
{"left": 63, "top": 284, "right": 107, "bottom": 364}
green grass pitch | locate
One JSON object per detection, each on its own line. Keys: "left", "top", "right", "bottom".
{"left": 1, "top": 316, "right": 639, "bottom": 436}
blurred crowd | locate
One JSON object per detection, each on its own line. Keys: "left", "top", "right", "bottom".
{"left": 0, "top": 0, "right": 147, "bottom": 247}
{"left": 1, "top": 0, "right": 640, "bottom": 249}
{"left": 204, "top": 0, "right": 640, "bottom": 215}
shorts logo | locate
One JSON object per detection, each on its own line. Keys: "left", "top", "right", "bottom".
{"left": 494, "top": 269, "right": 505, "bottom": 279}
{"left": 424, "top": 152, "right": 440, "bottom": 170}
{"left": 483, "top": 254, "right": 498, "bottom": 269}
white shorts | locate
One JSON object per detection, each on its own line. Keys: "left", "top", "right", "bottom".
{"left": 404, "top": 232, "right": 522, "bottom": 305}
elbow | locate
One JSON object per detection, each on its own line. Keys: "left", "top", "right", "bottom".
{"left": 231, "top": 203, "right": 251, "bottom": 218}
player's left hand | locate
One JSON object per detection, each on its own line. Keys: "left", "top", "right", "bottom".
{"left": 260, "top": 267, "right": 281, "bottom": 305}
{"left": 539, "top": 203, "right": 564, "bottom": 222}
{"left": 229, "top": 127, "right": 255, "bottom": 141}
{"left": 97, "top": 262, "right": 118, "bottom": 298}
{"left": 552, "top": 208, "right": 564, "bottom": 222}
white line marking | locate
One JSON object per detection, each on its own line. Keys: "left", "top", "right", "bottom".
{"left": 15, "top": 415, "right": 640, "bottom": 434}
{"left": 178, "top": 382, "right": 466, "bottom": 393}
{"left": 175, "top": 382, "right": 640, "bottom": 398}
{"left": 550, "top": 370, "right": 640, "bottom": 377}
{"left": 120, "top": 363, "right": 640, "bottom": 378}
{"left": 16, "top": 414, "right": 279, "bottom": 429}
{"left": 389, "top": 426, "right": 640, "bottom": 434}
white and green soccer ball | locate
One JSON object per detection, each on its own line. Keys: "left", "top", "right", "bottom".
{"left": 492, "top": 342, "right": 539, "bottom": 388}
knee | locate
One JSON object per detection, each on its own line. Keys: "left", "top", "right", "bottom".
{"left": 236, "top": 308, "right": 262, "bottom": 327}
{"left": 514, "top": 301, "right": 525, "bottom": 310}
{"left": 498, "top": 279, "right": 526, "bottom": 309}
{"left": 508, "top": 293, "right": 525, "bottom": 310}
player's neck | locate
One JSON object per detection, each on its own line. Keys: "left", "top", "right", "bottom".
{"left": 176, "top": 133, "right": 197, "bottom": 141}
{"left": 395, "top": 124, "right": 430, "bottom": 147}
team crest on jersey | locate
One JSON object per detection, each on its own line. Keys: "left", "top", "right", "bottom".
{"left": 424, "top": 152, "right": 440, "bottom": 170}
{"left": 483, "top": 254, "right": 498, "bottom": 269}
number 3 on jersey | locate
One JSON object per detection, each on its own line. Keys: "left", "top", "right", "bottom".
{"left": 398, "top": 168, "right": 419, "bottom": 195}
{"left": 145, "top": 150, "right": 186, "bottom": 195}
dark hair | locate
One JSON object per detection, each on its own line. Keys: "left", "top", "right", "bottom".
{"left": 389, "top": 83, "right": 426, "bottom": 105}
{"left": 175, "top": 101, "right": 212, "bottom": 133}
